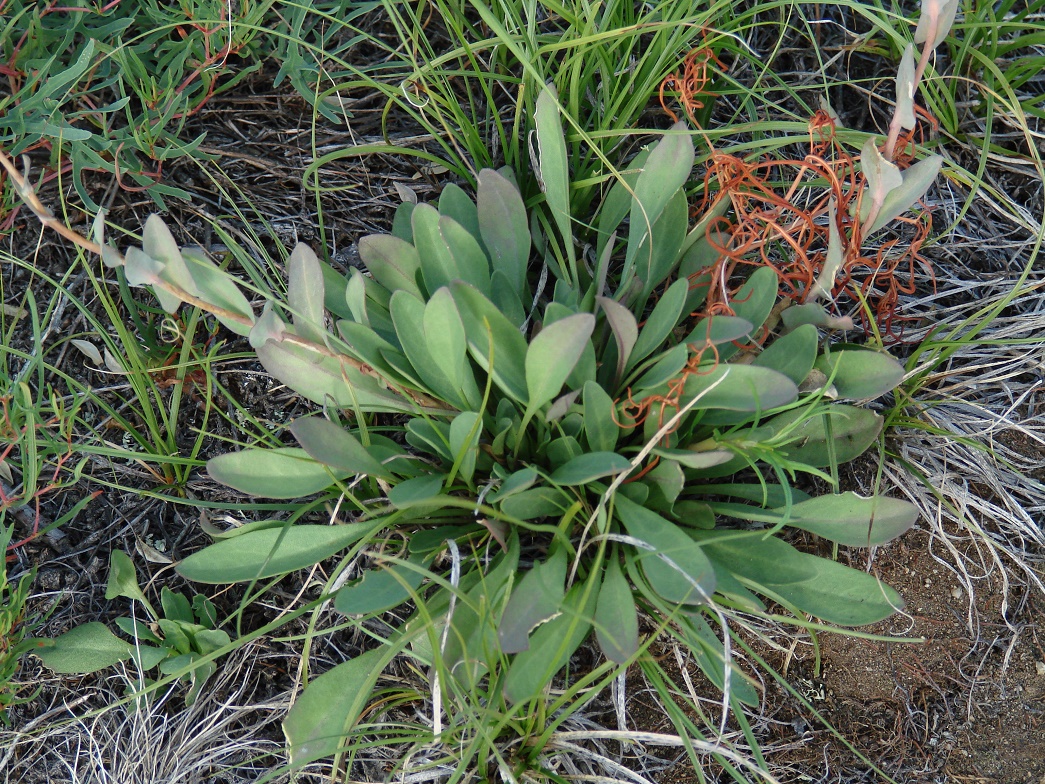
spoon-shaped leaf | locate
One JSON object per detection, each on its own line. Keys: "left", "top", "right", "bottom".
{"left": 525, "top": 313, "right": 595, "bottom": 415}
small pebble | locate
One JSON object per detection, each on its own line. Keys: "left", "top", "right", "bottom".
{"left": 1035, "top": 661, "right": 1045, "bottom": 676}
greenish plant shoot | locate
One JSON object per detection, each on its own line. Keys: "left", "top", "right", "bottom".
{"left": 36, "top": 72, "right": 947, "bottom": 765}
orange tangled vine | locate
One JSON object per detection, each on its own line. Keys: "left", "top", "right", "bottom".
{"left": 659, "top": 48, "right": 938, "bottom": 342}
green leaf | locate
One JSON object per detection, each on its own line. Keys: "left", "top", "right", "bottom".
{"left": 449, "top": 411, "right": 481, "bottom": 484}
{"left": 680, "top": 611, "right": 760, "bottom": 706}
{"left": 500, "top": 486, "right": 572, "bottom": 520}
{"left": 583, "top": 381, "right": 618, "bottom": 453}
{"left": 424, "top": 287, "right": 474, "bottom": 400}
{"left": 487, "top": 467, "right": 539, "bottom": 503}
{"left": 35, "top": 623, "right": 132, "bottom": 674}
{"left": 105, "top": 550, "right": 148, "bottom": 606}
{"left": 284, "top": 648, "right": 389, "bottom": 766}
{"left": 623, "top": 125, "right": 695, "bottom": 288}
{"left": 711, "top": 491, "right": 918, "bottom": 546}
{"left": 451, "top": 281, "right": 529, "bottom": 403}
{"left": 550, "top": 452, "right": 632, "bottom": 486}
{"left": 160, "top": 588, "right": 193, "bottom": 624}
{"left": 180, "top": 248, "right": 255, "bottom": 336}
{"left": 525, "top": 313, "right": 595, "bottom": 415}
{"left": 439, "top": 183, "right": 481, "bottom": 240}
{"left": 255, "top": 338, "right": 416, "bottom": 413}
{"left": 290, "top": 418, "right": 392, "bottom": 479}
{"left": 287, "top": 244, "right": 327, "bottom": 345}
{"left": 815, "top": 349, "right": 905, "bottom": 400}
{"left": 388, "top": 475, "right": 446, "bottom": 508}
{"left": 615, "top": 494, "right": 716, "bottom": 605}
{"left": 498, "top": 549, "right": 568, "bottom": 653}
{"left": 594, "top": 557, "right": 638, "bottom": 664}
{"left": 861, "top": 151, "right": 943, "bottom": 235}
{"left": 678, "top": 364, "right": 799, "bottom": 413}
{"left": 626, "top": 278, "right": 689, "bottom": 376}
{"left": 176, "top": 524, "right": 372, "bottom": 583}
{"left": 335, "top": 555, "right": 431, "bottom": 615}
{"left": 207, "top": 447, "right": 349, "bottom": 499}
{"left": 769, "top": 405, "right": 884, "bottom": 466}
{"left": 503, "top": 580, "right": 598, "bottom": 704}
{"left": 764, "top": 553, "right": 904, "bottom": 625}
{"left": 716, "top": 267, "right": 778, "bottom": 361}
{"left": 534, "top": 86, "right": 572, "bottom": 255}
{"left": 440, "top": 215, "right": 491, "bottom": 295}
{"left": 598, "top": 296, "right": 638, "bottom": 383}
{"left": 389, "top": 290, "right": 463, "bottom": 406}
{"left": 143, "top": 215, "right": 199, "bottom": 301}
{"left": 651, "top": 448, "right": 734, "bottom": 470}
{"left": 753, "top": 323, "right": 818, "bottom": 384}
{"left": 477, "top": 168, "right": 530, "bottom": 298}
{"left": 412, "top": 203, "right": 461, "bottom": 294}
{"left": 357, "top": 234, "right": 422, "bottom": 300}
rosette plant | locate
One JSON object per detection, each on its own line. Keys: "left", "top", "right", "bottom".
{"left": 25, "top": 86, "right": 932, "bottom": 763}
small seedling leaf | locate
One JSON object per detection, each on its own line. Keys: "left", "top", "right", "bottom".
{"left": 105, "top": 550, "right": 148, "bottom": 605}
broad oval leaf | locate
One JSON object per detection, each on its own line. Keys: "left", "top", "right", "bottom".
{"left": 594, "top": 557, "right": 639, "bottom": 664}
{"left": 335, "top": 555, "right": 431, "bottom": 615}
{"left": 503, "top": 581, "right": 598, "bottom": 704}
{"left": 710, "top": 491, "right": 918, "bottom": 546}
{"left": 176, "top": 523, "right": 372, "bottom": 583}
{"left": 678, "top": 364, "right": 799, "bottom": 413}
{"left": 768, "top": 405, "right": 884, "bottom": 466}
{"left": 287, "top": 244, "right": 327, "bottom": 344}
{"left": 865, "top": 154, "right": 943, "bottom": 235}
{"left": 451, "top": 282, "right": 529, "bottom": 403}
{"left": 526, "top": 313, "right": 595, "bottom": 414}
{"left": 208, "top": 447, "right": 349, "bottom": 498}
{"left": 815, "top": 349, "right": 904, "bottom": 400}
{"left": 615, "top": 494, "right": 716, "bottom": 605}
{"left": 756, "top": 324, "right": 819, "bottom": 384}
{"left": 477, "top": 168, "right": 530, "bottom": 298}
{"left": 550, "top": 451, "right": 632, "bottom": 486}
{"left": 778, "top": 492, "right": 917, "bottom": 546}
{"left": 498, "top": 548, "right": 568, "bottom": 654}
{"left": 388, "top": 474, "right": 446, "bottom": 508}
{"left": 357, "top": 234, "right": 422, "bottom": 300}
{"left": 181, "top": 248, "right": 255, "bottom": 336}
{"left": 290, "top": 417, "right": 391, "bottom": 479}
{"left": 283, "top": 648, "right": 388, "bottom": 766}
{"left": 440, "top": 215, "right": 491, "bottom": 295}
{"left": 35, "top": 622, "right": 131, "bottom": 674}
